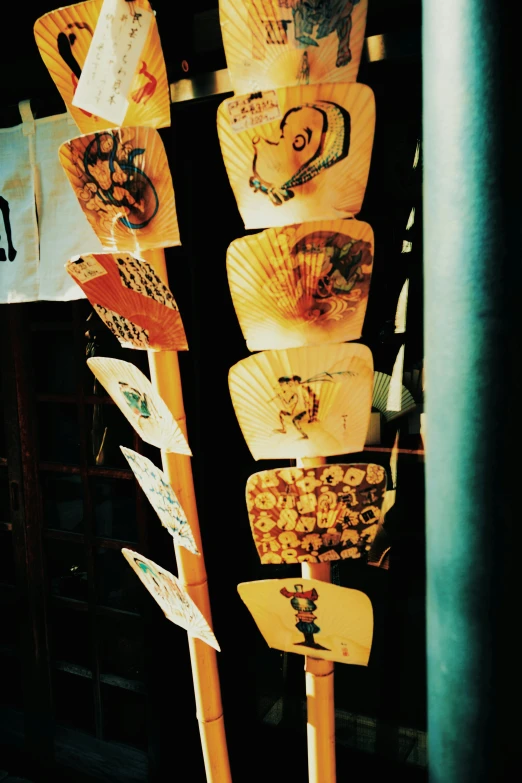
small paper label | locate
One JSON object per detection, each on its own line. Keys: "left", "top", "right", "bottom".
{"left": 72, "top": 0, "right": 153, "bottom": 126}
{"left": 68, "top": 255, "right": 108, "bottom": 284}
{"left": 227, "top": 91, "right": 281, "bottom": 132}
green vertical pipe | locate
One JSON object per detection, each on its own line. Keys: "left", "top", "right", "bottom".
{"left": 423, "top": 2, "right": 522, "bottom": 782}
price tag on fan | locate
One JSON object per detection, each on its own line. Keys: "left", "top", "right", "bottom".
{"left": 68, "top": 255, "right": 108, "bottom": 284}
{"left": 72, "top": 0, "right": 153, "bottom": 125}
{"left": 227, "top": 91, "right": 281, "bottom": 132}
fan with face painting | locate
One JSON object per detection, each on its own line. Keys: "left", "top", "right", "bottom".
{"left": 218, "top": 83, "right": 375, "bottom": 228}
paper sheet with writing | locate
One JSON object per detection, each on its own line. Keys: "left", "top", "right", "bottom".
{"left": 226, "top": 91, "right": 281, "bottom": 132}
{"left": 72, "top": 0, "right": 153, "bottom": 126}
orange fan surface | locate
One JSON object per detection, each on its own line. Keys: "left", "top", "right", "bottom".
{"left": 66, "top": 252, "right": 187, "bottom": 351}
{"left": 247, "top": 463, "right": 387, "bottom": 565}
{"left": 59, "top": 126, "right": 180, "bottom": 252}
{"left": 34, "top": 0, "right": 170, "bottom": 134}
{"left": 217, "top": 82, "right": 375, "bottom": 229}
{"left": 227, "top": 219, "right": 374, "bottom": 349}
{"left": 219, "top": 0, "right": 368, "bottom": 93}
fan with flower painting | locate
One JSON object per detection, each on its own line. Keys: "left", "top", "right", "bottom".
{"left": 121, "top": 448, "right": 199, "bottom": 555}
{"left": 122, "top": 549, "right": 220, "bottom": 650}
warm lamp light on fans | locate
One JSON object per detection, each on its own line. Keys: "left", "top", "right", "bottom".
{"left": 228, "top": 343, "right": 374, "bottom": 460}
{"left": 217, "top": 82, "right": 375, "bottom": 229}
{"left": 227, "top": 219, "right": 374, "bottom": 349}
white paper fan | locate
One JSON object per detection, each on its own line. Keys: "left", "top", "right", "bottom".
{"left": 229, "top": 343, "right": 373, "bottom": 460}
{"left": 122, "top": 549, "right": 219, "bottom": 650}
{"left": 219, "top": 0, "right": 368, "bottom": 94}
{"left": 237, "top": 578, "right": 373, "bottom": 665}
{"left": 372, "top": 370, "right": 416, "bottom": 422}
{"left": 217, "top": 83, "right": 375, "bottom": 229}
{"left": 227, "top": 219, "right": 374, "bottom": 349}
{"left": 121, "top": 448, "right": 199, "bottom": 555}
{"left": 87, "top": 357, "right": 191, "bottom": 454}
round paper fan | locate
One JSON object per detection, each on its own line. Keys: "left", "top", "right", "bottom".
{"left": 66, "top": 252, "right": 188, "bottom": 351}
{"left": 237, "top": 578, "right": 373, "bottom": 665}
{"left": 217, "top": 82, "right": 375, "bottom": 229}
{"left": 227, "top": 219, "right": 374, "bottom": 350}
{"left": 373, "top": 371, "right": 416, "bottom": 422}
{"left": 246, "top": 462, "right": 386, "bottom": 565}
{"left": 34, "top": 0, "right": 170, "bottom": 134}
{"left": 87, "top": 357, "right": 191, "bottom": 454}
{"left": 219, "top": 0, "right": 368, "bottom": 94}
{"left": 120, "top": 448, "right": 199, "bottom": 555}
{"left": 229, "top": 343, "right": 373, "bottom": 460}
{"left": 122, "top": 549, "right": 220, "bottom": 650}
{"left": 59, "top": 126, "right": 180, "bottom": 252}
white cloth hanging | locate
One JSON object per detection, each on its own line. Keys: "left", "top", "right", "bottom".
{"left": 0, "top": 101, "right": 103, "bottom": 303}
{"left": 0, "top": 100, "right": 40, "bottom": 302}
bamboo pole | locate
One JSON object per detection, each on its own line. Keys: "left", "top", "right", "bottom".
{"left": 297, "top": 456, "right": 336, "bottom": 783}
{"left": 143, "top": 248, "right": 233, "bottom": 783}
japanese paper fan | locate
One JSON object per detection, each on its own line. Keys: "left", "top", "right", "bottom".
{"left": 66, "top": 252, "right": 187, "bottom": 351}
{"left": 87, "top": 357, "right": 191, "bottom": 454}
{"left": 227, "top": 219, "right": 373, "bottom": 349}
{"left": 121, "top": 448, "right": 199, "bottom": 555}
{"left": 237, "top": 578, "right": 373, "bottom": 665}
{"left": 122, "top": 550, "right": 219, "bottom": 650}
{"left": 34, "top": 0, "right": 170, "bottom": 134}
{"left": 59, "top": 126, "right": 180, "bottom": 252}
{"left": 217, "top": 82, "right": 375, "bottom": 229}
{"left": 246, "top": 463, "right": 386, "bottom": 565}
{"left": 229, "top": 343, "right": 373, "bottom": 460}
{"left": 219, "top": 0, "right": 367, "bottom": 94}
{"left": 373, "top": 371, "right": 416, "bottom": 422}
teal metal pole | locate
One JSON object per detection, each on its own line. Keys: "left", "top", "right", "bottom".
{"left": 423, "top": 2, "right": 522, "bottom": 781}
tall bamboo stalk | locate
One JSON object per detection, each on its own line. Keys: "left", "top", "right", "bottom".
{"left": 144, "top": 248, "right": 232, "bottom": 783}
{"left": 297, "top": 456, "right": 335, "bottom": 783}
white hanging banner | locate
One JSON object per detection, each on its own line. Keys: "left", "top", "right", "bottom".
{"left": 72, "top": 0, "right": 153, "bottom": 126}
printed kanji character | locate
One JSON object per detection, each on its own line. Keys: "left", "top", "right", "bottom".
{"left": 276, "top": 495, "right": 295, "bottom": 510}
{"left": 338, "top": 489, "right": 358, "bottom": 507}
{"left": 295, "top": 516, "right": 316, "bottom": 533}
{"left": 359, "top": 487, "right": 380, "bottom": 504}
{"left": 254, "top": 512, "right": 276, "bottom": 534}
{"left": 258, "top": 532, "right": 281, "bottom": 554}
{"left": 341, "top": 528, "right": 359, "bottom": 545}
{"left": 298, "top": 554, "right": 318, "bottom": 563}
{"left": 318, "top": 550, "right": 341, "bottom": 562}
{"left": 301, "top": 533, "right": 322, "bottom": 553}
{"left": 277, "top": 509, "right": 298, "bottom": 531}
{"left": 359, "top": 506, "right": 381, "bottom": 525}
{"left": 296, "top": 493, "right": 317, "bottom": 515}
{"left": 321, "top": 529, "right": 341, "bottom": 547}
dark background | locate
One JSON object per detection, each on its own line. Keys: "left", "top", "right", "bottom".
{"left": 0, "top": 2, "right": 426, "bottom": 782}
